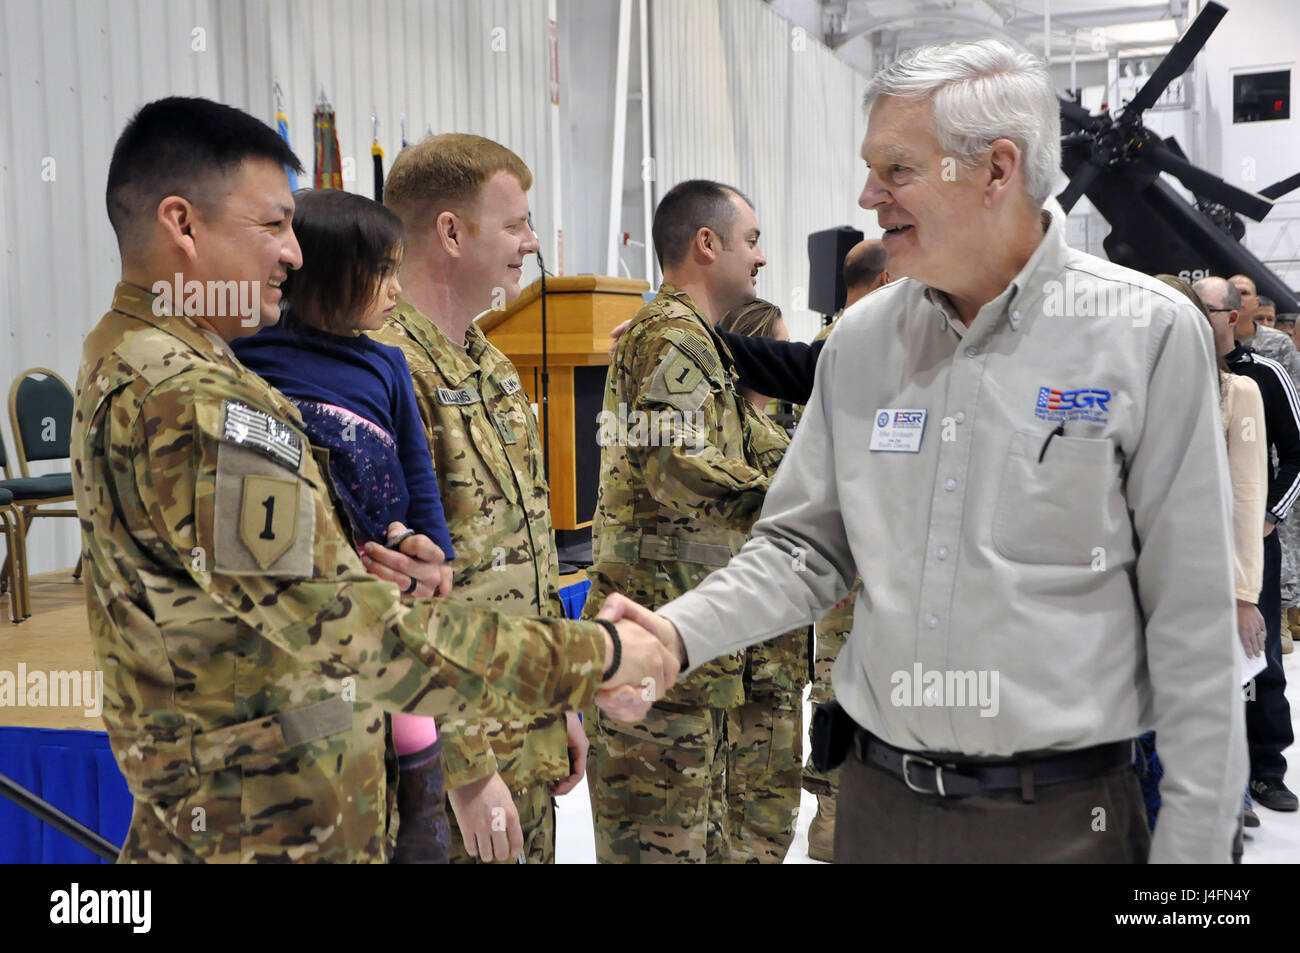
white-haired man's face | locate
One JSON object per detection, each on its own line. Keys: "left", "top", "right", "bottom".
{"left": 858, "top": 96, "right": 990, "bottom": 295}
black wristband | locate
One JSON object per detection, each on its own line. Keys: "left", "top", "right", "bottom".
{"left": 596, "top": 618, "right": 621, "bottom": 681}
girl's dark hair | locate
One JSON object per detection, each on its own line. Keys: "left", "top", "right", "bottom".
{"left": 282, "top": 189, "right": 404, "bottom": 330}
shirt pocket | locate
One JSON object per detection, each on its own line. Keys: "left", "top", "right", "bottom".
{"left": 460, "top": 404, "right": 520, "bottom": 506}
{"left": 992, "top": 430, "right": 1128, "bottom": 566}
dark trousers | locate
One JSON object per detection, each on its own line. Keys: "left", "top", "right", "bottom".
{"left": 1247, "top": 530, "right": 1293, "bottom": 782}
{"left": 834, "top": 748, "right": 1151, "bottom": 863}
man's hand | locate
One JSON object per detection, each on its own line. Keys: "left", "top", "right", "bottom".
{"left": 591, "top": 596, "right": 682, "bottom": 721}
{"left": 1237, "top": 599, "right": 1267, "bottom": 658}
{"left": 359, "top": 521, "right": 454, "bottom": 598}
{"left": 607, "top": 318, "right": 632, "bottom": 358}
{"left": 447, "top": 773, "right": 522, "bottom": 863}
{"left": 599, "top": 592, "right": 688, "bottom": 666}
{"left": 548, "top": 711, "right": 588, "bottom": 797}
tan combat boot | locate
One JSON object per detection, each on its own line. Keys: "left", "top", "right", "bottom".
{"left": 806, "top": 794, "right": 836, "bottom": 863}
{"left": 1284, "top": 607, "right": 1298, "bottom": 655}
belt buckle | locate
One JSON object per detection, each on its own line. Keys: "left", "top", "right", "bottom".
{"left": 902, "top": 752, "right": 947, "bottom": 797}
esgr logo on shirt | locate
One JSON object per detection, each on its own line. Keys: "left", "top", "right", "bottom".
{"left": 1035, "top": 386, "right": 1111, "bottom": 423}
{"left": 893, "top": 411, "right": 925, "bottom": 427}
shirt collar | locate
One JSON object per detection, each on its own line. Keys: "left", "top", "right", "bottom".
{"left": 110, "top": 281, "right": 242, "bottom": 367}
{"left": 921, "top": 206, "right": 1065, "bottom": 336}
{"left": 387, "top": 297, "right": 479, "bottom": 386}
{"left": 656, "top": 282, "right": 740, "bottom": 369}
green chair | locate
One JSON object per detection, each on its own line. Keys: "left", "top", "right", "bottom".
{"left": 3, "top": 368, "right": 79, "bottom": 617}
{"left": 0, "top": 486, "right": 26, "bottom": 622}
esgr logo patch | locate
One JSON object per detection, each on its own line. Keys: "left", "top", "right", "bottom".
{"left": 1035, "top": 386, "right": 1111, "bottom": 423}
{"left": 893, "top": 410, "right": 925, "bottom": 427}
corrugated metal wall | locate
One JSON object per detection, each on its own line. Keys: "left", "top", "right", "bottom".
{"left": 0, "top": 0, "right": 558, "bottom": 574}
{"left": 649, "top": 0, "right": 874, "bottom": 344}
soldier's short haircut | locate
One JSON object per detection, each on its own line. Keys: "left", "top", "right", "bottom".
{"left": 1258, "top": 295, "right": 1275, "bottom": 310}
{"left": 1276, "top": 313, "right": 1298, "bottom": 328}
{"left": 383, "top": 133, "right": 532, "bottom": 230}
{"left": 652, "top": 179, "right": 753, "bottom": 270}
{"left": 282, "top": 189, "right": 404, "bottom": 332}
{"left": 106, "top": 97, "right": 302, "bottom": 252}
{"left": 842, "top": 240, "right": 888, "bottom": 292}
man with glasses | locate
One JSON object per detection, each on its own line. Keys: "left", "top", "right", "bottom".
{"left": 1197, "top": 276, "right": 1300, "bottom": 816}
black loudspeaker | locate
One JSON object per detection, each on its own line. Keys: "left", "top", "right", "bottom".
{"left": 807, "top": 226, "right": 865, "bottom": 316}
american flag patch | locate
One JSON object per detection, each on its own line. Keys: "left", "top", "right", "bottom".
{"left": 222, "top": 400, "right": 303, "bottom": 471}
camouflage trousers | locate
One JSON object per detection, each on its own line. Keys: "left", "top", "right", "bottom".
{"left": 727, "top": 692, "right": 803, "bottom": 863}
{"left": 1280, "top": 518, "right": 1300, "bottom": 608}
{"left": 802, "top": 597, "right": 855, "bottom": 798}
{"left": 587, "top": 703, "right": 731, "bottom": 863}
{"left": 446, "top": 783, "right": 556, "bottom": 864}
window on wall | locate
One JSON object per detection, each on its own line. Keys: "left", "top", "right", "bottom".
{"left": 1233, "top": 69, "right": 1291, "bottom": 123}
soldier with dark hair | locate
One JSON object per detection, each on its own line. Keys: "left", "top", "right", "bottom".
{"left": 584, "top": 179, "right": 772, "bottom": 863}
{"left": 75, "top": 97, "right": 676, "bottom": 863}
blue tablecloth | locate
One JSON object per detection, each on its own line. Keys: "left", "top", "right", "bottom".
{"left": 0, "top": 577, "right": 593, "bottom": 863}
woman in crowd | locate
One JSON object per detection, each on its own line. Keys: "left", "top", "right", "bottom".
{"left": 716, "top": 298, "right": 810, "bottom": 862}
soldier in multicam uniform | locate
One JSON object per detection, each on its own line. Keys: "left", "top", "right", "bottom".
{"left": 584, "top": 179, "right": 775, "bottom": 864}
{"left": 716, "top": 298, "right": 810, "bottom": 864}
{"left": 710, "top": 240, "right": 888, "bottom": 862}
{"left": 76, "top": 97, "right": 675, "bottom": 863}
{"left": 370, "top": 133, "right": 585, "bottom": 864}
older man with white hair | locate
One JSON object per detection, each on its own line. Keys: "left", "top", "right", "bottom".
{"left": 601, "top": 38, "right": 1247, "bottom": 863}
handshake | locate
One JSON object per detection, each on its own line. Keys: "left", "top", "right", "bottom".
{"left": 593, "top": 593, "right": 689, "bottom": 722}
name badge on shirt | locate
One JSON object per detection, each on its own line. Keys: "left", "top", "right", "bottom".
{"left": 869, "top": 409, "right": 927, "bottom": 453}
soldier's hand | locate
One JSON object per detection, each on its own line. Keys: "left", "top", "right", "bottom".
{"left": 598, "top": 592, "right": 689, "bottom": 667}
{"left": 548, "top": 711, "right": 588, "bottom": 797}
{"left": 607, "top": 318, "right": 632, "bottom": 358}
{"left": 360, "top": 522, "right": 453, "bottom": 598}
{"left": 593, "top": 600, "right": 680, "bottom": 722}
{"left": 447, "top": 772, "right": 523, "bottom": 863}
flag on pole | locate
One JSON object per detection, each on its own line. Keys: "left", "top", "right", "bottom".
{"left": 371, "top": 113, "right": 384, "bottom": 202}
{"left": 313, "top": 89, "right": 343, "bottom": 190}
{"left": 276, "top": 110, "right": 299, "bottom": 190}
{"left": 274, "top": 81, "right": 298, "bottom": 189}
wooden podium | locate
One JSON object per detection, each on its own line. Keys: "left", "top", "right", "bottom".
{"left": 479, "top": 275, "right": 650, "bottom": 531}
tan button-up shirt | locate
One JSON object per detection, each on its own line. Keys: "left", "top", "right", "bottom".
{"left": 660, "top": 212, "right": 1247, "bottom": 863}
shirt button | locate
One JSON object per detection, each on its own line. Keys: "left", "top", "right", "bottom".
{"left": 945, "top": 478, "right": 957, "bottom": 491}
{"left": 1013, "top": 309, "right": 1021, "bottom": 321}
{"left": 954, "top": 411, "right": 966, "bottom": 424}
{"left": 965, "top": 346, "right": 979, "bottom": 358}
{"left": 937, "top": 546, "right": 949, "bottom": 560}
{"left": 924, "top": 685, "right": 939, "bottom": 705}
{"left": 927, "top": 615, "right": 939, "bottom": 629}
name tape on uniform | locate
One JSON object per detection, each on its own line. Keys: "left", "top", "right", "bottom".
{"left": 436, "top": 386, "right": 481, "bottom": 406}
{"left": 869, "top": 408, "right": 927, "bottom": 453}
{"left": 498, "top": 376, "right": 522, "bottom": 396}
{"left": 223, "top": 401, "right": 303, "bottom": 470}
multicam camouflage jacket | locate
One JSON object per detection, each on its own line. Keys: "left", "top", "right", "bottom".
{"left": 72, "top": 283, "right": 604, "bottom": 863}
{"left": 744, "top": 407, "right": 811, "bottom": 698}
{"left": 370, "top": 301, "right": 569, "bottom": 793}
{"left": 584, "top": 284, "right": 772, "bottom": 709}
